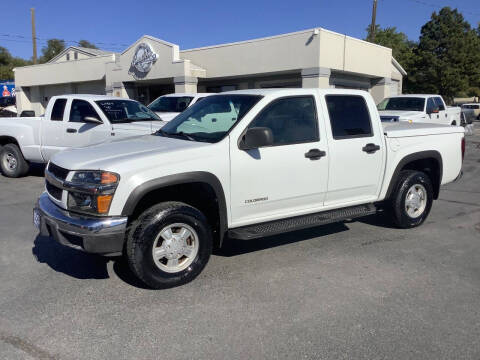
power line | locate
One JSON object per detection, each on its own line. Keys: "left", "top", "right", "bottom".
{"left": 0, "top": 33, "right": 130, "bottom": 48}
{"left": 404, "top": 0, "right": 480, "bottom": 16}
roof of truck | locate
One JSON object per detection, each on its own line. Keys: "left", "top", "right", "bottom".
{"left": 50, "top": 94, "right": 138, "bottom": 101}
{"left": 386, "top": 94, "right": 440, "bottom": 99}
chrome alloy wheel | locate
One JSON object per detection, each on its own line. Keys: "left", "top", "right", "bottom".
{"left": 152, "top": 223, "right": 199, "bottom": 273}
{"left": 2, "top": 152, "right": 17, "bottom": 171}
{"left": 405, "top": 184, "right": 427, "bottom": 218}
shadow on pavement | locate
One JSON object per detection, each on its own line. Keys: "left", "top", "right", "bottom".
{"left": 28, "top": 163, "right": 46, "bottom": 177}
{"left": 112, "top": 257, "right": 152, "bottom": 290}
{"left": 32, "top": 235, "right": 109, "bottom": 279}
{"left": 216, "top": 221, "right": 350, "bottom": 257}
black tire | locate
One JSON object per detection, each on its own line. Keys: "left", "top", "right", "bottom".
{"left": 0, "top": 143, "right": 29, "bottom": 178}
{"left": 126, "top": 201, "right": 213, "bottom": 289}
{"left": 388, "top": 170, "right": 433, "bottom": 229}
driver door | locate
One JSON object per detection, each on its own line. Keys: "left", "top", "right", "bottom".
{"left": 229, "top": 95, "right": 329, "bottom": 227}
{"left": 61, "top": 99, "right": 111, "bottom": 149}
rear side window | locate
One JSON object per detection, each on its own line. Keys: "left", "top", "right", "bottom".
{"left": 248, "top": 96, "right": 318, "bottom": 146}
{"left": 50, "top": 99, "right": 67, "bottom": 121}
{"left": 69, "top": 100, "right": 101, "bottom": 123}
{"left": 434, "top": 97, "right": 445, "bottom": 111}
{"left": 326, "top": 95, "right": 372, "bottom": 139}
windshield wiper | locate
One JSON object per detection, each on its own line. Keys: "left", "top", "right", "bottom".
{"left": 157, "top": 129, "right": 196, "bottom": 141}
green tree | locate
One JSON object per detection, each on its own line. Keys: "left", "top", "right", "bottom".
{"left": 0, "top": 46, "right": 32, "bottom": 80}
{"left": 39, "top": 39, "right": 66, "bottom": 63}
{"left": 77, "top": 40, "right": 98, "bottom": 49}
{"left": 410, "top": 7, "right": 480, "bottom": 101}
{"left": 366, "top": 25, "right": 417, "bottom": 91}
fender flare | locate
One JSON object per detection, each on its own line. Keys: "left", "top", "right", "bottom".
{"left": 385, "top": 150, "right": 443, "bottom": 200}
{"left": 121, "top": 171, "right": 228, "bottom": 245}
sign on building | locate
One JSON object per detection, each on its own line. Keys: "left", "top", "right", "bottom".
{"left": 0, "top": 81, "right": 15, "bottom": 98}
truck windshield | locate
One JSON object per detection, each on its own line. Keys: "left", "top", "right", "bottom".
{"left": 96, "top": 100, "right": 161, "bottom": 123}
{"left": 157, "top": 95, "right": 262, "bottom": 143}
{"left": 377, "top": 97, "right": 425, "bottom": 112}
{"left": 148, "top": 96, "right": 194, "bottom": 113}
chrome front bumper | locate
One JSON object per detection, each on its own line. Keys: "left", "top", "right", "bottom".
{"left": 34, "top": 192, "right": 128, "bottom": 255}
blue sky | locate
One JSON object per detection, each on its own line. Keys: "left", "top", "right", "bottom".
{"left": 2, "top": 0, "right": 479, "bottom": 59}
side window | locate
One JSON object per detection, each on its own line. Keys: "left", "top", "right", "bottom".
{"left": 325, "top": 95, "right": 372, "bottom": 139}
{"left": 426, "top": 98, "right": 436, "bottom": 113}
{"left": 50, "top": 98, "right": 67, "bottom": 121}
{"left": 248, "top": 96, "right": 318, "bottom": 146}
{"left": 69, "top": 100, "right": 101, "bottom": 123}
{"left": 434, "top": 97, "right": 445, "bottom": 111}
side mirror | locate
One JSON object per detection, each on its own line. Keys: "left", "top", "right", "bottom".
{"left": 239, "top": 127, "right": 273, "bottom": 150}
{"left": 83, "top": 116, "right": 103, "bottom": 124}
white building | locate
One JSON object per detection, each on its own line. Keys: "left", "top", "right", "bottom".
{"left": 14, "top": 28, "right": 406, "bottom": 115}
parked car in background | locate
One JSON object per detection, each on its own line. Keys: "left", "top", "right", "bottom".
{"left": 461, "top": 103, "right": 480, "bottom": 122}
{"left": 34, "top": 89, "right": 464, "bottom": 289}
{"left": 148, "top": 93, "right": 211, "bottom": 121}
{"left": 0, "top": 94, "right": 165, "bottom": 177}
{"left": 378, "top": 95, "right": 461, "bottom": 126}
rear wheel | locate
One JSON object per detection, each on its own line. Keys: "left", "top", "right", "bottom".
{"left": 387, "top": 170, "right": 433, "bottom": 228}
{"left": 0, "top": 143, "right": 29, "bottom": 178}
{"left": 126, "top": 201, "right": 213, "bottom": 289}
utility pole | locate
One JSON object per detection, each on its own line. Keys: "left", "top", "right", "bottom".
{"left": 369, "top": 0, "right": 378, "bottom": 42}
{"left": 31, "top": 8, "right": 37, "bottom": 64}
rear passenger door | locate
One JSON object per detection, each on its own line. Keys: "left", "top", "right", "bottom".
{"left": 323, "top": 94, "right": 385, "bottom": 206}
{"left": 229, "top": 95, "right": 329, "bottom": 226}
{"left": 41, "top": 98, "right": 68, "bottom": 161}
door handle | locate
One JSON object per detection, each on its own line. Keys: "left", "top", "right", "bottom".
{"left": 362, "top": 143, "right": 380, "bottom": 154}
{"left": 305, "top": 149, "right": 326, "bottom": 160}
{"left": 66, "top": 128, "right": 77, "bottom": 133}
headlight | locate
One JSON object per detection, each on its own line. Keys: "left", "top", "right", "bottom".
{"left": 67, "top": 171, "right": 119, "bottom": 215}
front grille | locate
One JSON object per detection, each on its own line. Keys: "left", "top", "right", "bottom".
{"left": 46, "top": 181, "right": 63, "bottom": 201}
{"left": 48, "top": 162, "right": 69, "bottom": 180}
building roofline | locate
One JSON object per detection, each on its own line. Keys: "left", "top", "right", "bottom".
{"left": 392, "top": 57, "right": 407, "bottom": 76}
{"left": 180, "top": 27, "right": 394, "bottom": 53}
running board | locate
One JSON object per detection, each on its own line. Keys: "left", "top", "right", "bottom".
{"left": 228, "top": 203, "right": 377, "bottom": 240}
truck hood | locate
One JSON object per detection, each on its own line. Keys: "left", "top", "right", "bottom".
{"left": 379, "top": 110, "right": 424, "bottom": 119}
{"left": 153, "top": 112, "right": 179, "bottom": 122}
{"left": 50, "top": 134, "right": 209, "bottom": 170}
{"left": 112, "top": 120, "right": 166, "bottom": 133}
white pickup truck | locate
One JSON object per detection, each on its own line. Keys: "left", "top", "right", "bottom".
{"left": 148, "top": 93, "right": 211, "bottom": 122}
{"left": 378, "top": 94, "right": 462, "bottom": 126}
{"left": 34, "top": 89, "right": 465, "bottom": 289}
{"left": 0, "top": 95, "right": 165, "bottom": 177}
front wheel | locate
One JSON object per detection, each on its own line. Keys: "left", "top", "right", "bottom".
{"left": 387, "top": 170, "right": 433, "bottom": 228}
{"left": 126, "top": 201, "right": 213, "bottom": 289}
{"left": 0, "top": 143, "right": 29, "bottom": 178}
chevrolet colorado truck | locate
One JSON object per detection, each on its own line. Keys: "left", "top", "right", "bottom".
{"left": 378, "top": 94, "right": 461, "bottom": 126}
{"left": 148, "top": 93, "right": 211, "bottom": 122}
{"left": 0, "top": 95, "right": 164, "bottom": 177}
{"left": 34, "top": 89, "right": 465, "bottom": 289}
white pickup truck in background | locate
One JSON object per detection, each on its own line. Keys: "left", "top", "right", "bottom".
{"left": 0, "top": 94, "right": 165, "bottom": 177}
{"left": 34, "top": 89, "right": 465, "bottom": 289}
{"left": 378, "top": 94, "right": 462, "bottom": 126}
{"left": 148, "top": 93, "right": 211, "bottom": 122}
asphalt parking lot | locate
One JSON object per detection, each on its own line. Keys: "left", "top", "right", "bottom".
{"left": 1, "top": 128, "right": 479, "bottom": 360}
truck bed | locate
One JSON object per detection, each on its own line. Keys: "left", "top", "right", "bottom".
{"left": 382, "top": 122, "right": 465, "bottom": 138}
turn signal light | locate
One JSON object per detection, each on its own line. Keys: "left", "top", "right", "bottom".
{"left": 97, "top": 195, "right": 113, "bottom": 214}
{"left": 101, "top": 172, "right": 119, "bottom": 184}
